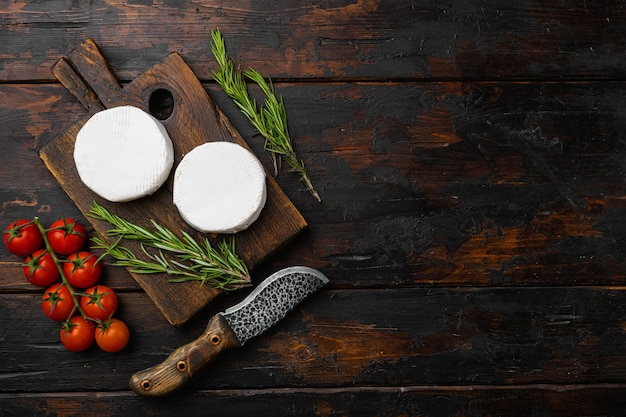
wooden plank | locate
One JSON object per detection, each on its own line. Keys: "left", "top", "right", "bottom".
{"left": 3, "top": 384, "right": 626, "bottom": 417}
{"left": 2, "top": 287, "right": 626, "bottom": 392}
{"left": 2, "top": 1, "right": 626, "bottom": 82}
{"left": 38, "top": 40, "right": 307, "bottom": 326}
{"left": 1, "top": 81, "right": 624, "bottom": 288}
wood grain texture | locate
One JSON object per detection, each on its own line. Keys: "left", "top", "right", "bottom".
{"left": 2, "top": 287, "right": 626, "bottom": 392}
{"left": 3, "top": 385, "right": 626, "bottom": 417}
{"left": 1, "top": 1, "right": 626, "bottom": 82}
{"left": 2, "top": 81, "right": 624, "bottom": 289}
{"left": 1, "top": 1, "right": 625, "bottom": 415}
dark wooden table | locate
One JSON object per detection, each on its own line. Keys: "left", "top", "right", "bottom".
{"left": 1, "top": 1, "right": 625, "bottom": 416}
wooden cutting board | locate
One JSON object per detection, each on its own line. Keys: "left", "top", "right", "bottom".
{"left": 39, "top": 39, "right": 308, "bottom": 326}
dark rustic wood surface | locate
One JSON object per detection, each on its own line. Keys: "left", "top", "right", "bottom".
{"left": 1, "top": 1, "right": 625, "bottom": 416}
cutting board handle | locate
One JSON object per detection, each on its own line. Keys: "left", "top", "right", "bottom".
{"left": 51, "top": 57, "right": 104, "bottom": 113}
{"left": 51, "top": 38, "right": 129, "bottom": 112}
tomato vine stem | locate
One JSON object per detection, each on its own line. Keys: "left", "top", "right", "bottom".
{"left": 33, "top": 217, "right": 87, "bottom": 323}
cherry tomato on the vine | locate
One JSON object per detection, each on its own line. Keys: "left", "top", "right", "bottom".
{"left": 47, "top": 218, "right": 86, "bottom": 255}
{"left": 42, "top": 283, "right": 76, "bottom": 321}
{"left": 63, "top": 251, "right": 102, "bottom": 288}
{"left": 23, "top": 249, "right": 60, "bottom": 287}
{"left": 80, "top": 285, "right": 118, "bottom": 321}
{"left": 60, "top": 316, "right": 95, "bottom": 352}
{"left": 3, "top": 219, "right": 43, "bottom": 257}
{"left": 95, "top": 318, "right": 130, "bottom": 353}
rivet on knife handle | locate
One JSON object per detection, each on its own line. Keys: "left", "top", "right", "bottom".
{"left": 129, "top": 314, "right": 240, "bottom": 397}
{"left": 129, "top": 266, "right": 329, "bottom": 396}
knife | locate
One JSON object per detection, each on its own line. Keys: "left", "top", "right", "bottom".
{"left": 129, "top": 266, "right": 328, "bottom": 396}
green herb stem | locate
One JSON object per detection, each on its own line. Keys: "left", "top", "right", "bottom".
{"left": 210, "top": 29, "right": 321, "bottom": 203}
{"left": 87, "top": 202, "right": 251, "bottom": 291}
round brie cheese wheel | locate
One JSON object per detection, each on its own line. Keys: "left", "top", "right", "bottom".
{"left": 74, "top": 105, "right": 174, "bottom": 202}
{"left": 173, "top": 141, "right": 267, "bottom": 234}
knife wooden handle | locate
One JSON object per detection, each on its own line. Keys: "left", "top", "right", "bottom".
{"left": 129, "top": 314, "right": 240, "bottom": 397}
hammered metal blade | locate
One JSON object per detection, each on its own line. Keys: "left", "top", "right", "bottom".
{"left": 221, "top": 266, "right": 328, "bottom": 345}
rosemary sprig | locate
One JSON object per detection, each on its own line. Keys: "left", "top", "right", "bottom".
{"left": 87, "top": 202, "right": 251, "bottom": 291}
{"left": 210, "top": 29, "right": 322, "bottom": 203}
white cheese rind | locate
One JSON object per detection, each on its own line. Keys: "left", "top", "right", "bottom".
{"left": 74, "top": 105, "right": 174, "bottom": 202}
{"left": 173, "top": 141, "right": 267, "bottom": 234}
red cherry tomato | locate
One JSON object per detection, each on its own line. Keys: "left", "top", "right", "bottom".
{"left": 3, "top": 219, "right": 43, "bottom": 257}
{"left": 80, "top": 285, "right": 118, "bottom": 321}
{"left": 23, "top": 249, "right": 60, "bottom": 287}
{"left": 63, "top": 251, "right": 102, "bottom": 288}
{"left": 60, "top": 316, "right": 95, "bottom": 352}
{"left": 42, "top": 283, "right": 76, "bottom": 321}
{"left": 95, "top": 318, "right": 130, "bottom": 353}
{"left": 47, "top": 218, "right": 86, "bottom": 255}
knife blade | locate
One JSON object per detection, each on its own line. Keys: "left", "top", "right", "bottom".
{"left": 129, "top": 266, "right": 328, "bottom": 396}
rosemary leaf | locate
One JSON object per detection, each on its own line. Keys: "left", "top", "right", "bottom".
{"left": 210, "top": 29, "right": 321, "bottom": 202}
{"left": 182, "top": 230, "right": 204, "bottom": 253}
{"left": 87, "top": 201, "right": 251, "bottom": 291}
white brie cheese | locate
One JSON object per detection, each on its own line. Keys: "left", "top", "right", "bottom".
{"left": 173, "top": 141, "right": 267, "bottom": 234}
{"left": 73, "top": 105, "right": 174, "bottom": 202}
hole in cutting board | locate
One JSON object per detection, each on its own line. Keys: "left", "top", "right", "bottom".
{"left": 148, "top": 88, "right": 174, "bottom": 120}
